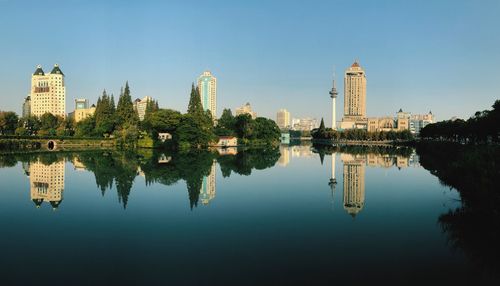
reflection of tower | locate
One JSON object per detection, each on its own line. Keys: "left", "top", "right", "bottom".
{"left": 342, "top": 155, "right": 365, "bottom": 217}
{"left": 329, "top": 71, "right": 338, "bottom": 129}
{"left": 30, "top": 160, "right": 65, "bottom": 210}
{"left": 278, "top": 145, "right": 290, "bottom": 167}
{"left": 200, "top": 160, "right": 217, "bottom": 205}
{"left": 328, "top": 153, "right": 337, "bottom": 207}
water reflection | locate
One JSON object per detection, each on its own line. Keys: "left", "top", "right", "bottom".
{"left": 8, "top": 148, "right": 281, "bottom": 210}
{"left": 341, "top": 153, "right": 366, "bottom": 217}
{"left": 29, "top": 160, "right": 65, "bottom": 210}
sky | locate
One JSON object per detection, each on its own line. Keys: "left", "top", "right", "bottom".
{"left": 0, "top": 0, "right": 499, "bottom": 123}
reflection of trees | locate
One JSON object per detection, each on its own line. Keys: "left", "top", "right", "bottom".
{"left": 216, "top": 147, "right": 280, "bottom": 177}
{"left": 417, "top": 142, "right": 500, "bottom": 280}
{"left": 312, "top": 144, "right": 414, "bottom": 157}
{"left": 76, "top": 151, "right": 141, "bottom": 208}
{"left": 1, "top": 148, "right": 280, "bottom": 210}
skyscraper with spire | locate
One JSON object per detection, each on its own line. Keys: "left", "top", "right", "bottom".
{"left": 197, "top": 71, "right": 217, "bottom": 119}
{"left": 30, "top": 64, "right": 66, "bottom": 117}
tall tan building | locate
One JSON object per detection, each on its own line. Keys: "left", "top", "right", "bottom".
{"left": 30, "top": 64, "right": 66, "bottom": 117}
{"left": 30, "top": 160, "right": 65, "bottom": 210}
{"left": 341, "top": 61, "right": 366, "bottom": 129}
{"left": 276, "top": 109, "right": 291, "bottom": 129}
{"left": 198, "top": 71, "right": 217, "bottom": 119}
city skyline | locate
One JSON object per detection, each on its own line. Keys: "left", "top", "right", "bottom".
{"left": 1, "top": 0, "right": 499, "bottom": 121}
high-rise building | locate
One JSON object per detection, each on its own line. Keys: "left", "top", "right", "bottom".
{"left": 235, "top": 102, "right": 257, "bottom": 119}
{"left": 341, "top": 61, "right": 366, "bottom": 129}
{"left": 22, "top": 96, "right": 31, "bottom": 118}
{"left": 29, "top": 160, "right": 65, "bottom": 210}
{"left": 133, "top": 96, "right": 153, "bottom": 121}
{"left": 30, "top": 64, "right": 66, "bottom": 118}
{"left": 197, "top": 71, "right": 217, "bottom": 119}
{"left": 276, "top": 109, "right": 291, "bottom": 129}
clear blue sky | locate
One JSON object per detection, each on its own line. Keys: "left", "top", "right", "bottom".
{"left": 0, "top": 0, "right": 499, "bottom": 122}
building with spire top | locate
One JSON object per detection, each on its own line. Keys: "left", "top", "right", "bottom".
{"left": 30, "top": 64, "right": 66, "bottom": 117}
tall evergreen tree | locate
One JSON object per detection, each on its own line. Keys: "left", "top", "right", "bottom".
{"left": 116, "top": 81, "right": 139, "bottom": 127}
{"left": 187, "top": 83, "right": 204, "bottom": 115}
{"left": 95, "top": 89, "right": 115, "bottom": 136}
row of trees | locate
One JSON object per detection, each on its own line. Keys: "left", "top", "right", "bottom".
{"left": 1, "top": 82, "right": 281, "bottom": 149}
{"left": 141, "top": 84, "right": 281, "bottom": 149}
{"left": 311, "top": 118, "right": 414, "bottom": 141}
{"left": 420, "top": 100, "right": 500, "bottom": 143}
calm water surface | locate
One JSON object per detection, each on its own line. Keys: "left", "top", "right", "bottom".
{"left": 0, "top": 145, "right": 494, "bottom": 285}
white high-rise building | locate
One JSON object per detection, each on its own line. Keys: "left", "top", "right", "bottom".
{"left": 276, "top": 109, "right": 291, "bottom": 129}
{"left": 197, "top": 71, "right": 217, "bottom": 119}
{"left": 30, "top": 64, "right": 66, "bottom": 118}
{"left": 133, "top": 96, "right": 153, "bottom": 121}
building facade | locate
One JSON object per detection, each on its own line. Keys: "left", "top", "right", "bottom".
{"left": 235, "top": 102, "right": 257, "bottom": 119}
{"left": 197, "top": 71, "right": 217, "bottom": 119}
{"left": 341, "top": 61, "right": 367, "bottom": 129}
{"left": 276, "top": 109, "right": 291, "bottom": 129}
{"left": 30, "top": 64, "right": 66, "bottom": 118}
{"left": 341, "top": 154, "right": 366, "bottom": 217}
{"left": 22, "top": 96, "right": 31, "bottom": 118}
{"left": 410, "top": 111, "right": 434, "bottom": 134}
{"left": 133, "top": 96, "right": 153, "bottom": 121}
{"left": 292, "top": 117, "right": 318, "bottom": 131}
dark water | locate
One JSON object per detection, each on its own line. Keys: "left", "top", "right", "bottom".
{"left": 0, "top": 144, "right": 498, "bottom": 285}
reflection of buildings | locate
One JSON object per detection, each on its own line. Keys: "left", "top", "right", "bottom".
{"left": 200, "top": 161, "right": 217, "bottom": 205}
{"left": 341, "top": 154, "right": 366, "bottom": 217}
{"left": 278, "top": 145, "right": 290, "bottom": 167}
{"left": 29, "top": 160, "right": 65, "bottom": 210}
{"left": 291, "top": 145, "right": 314, "bottom": 158}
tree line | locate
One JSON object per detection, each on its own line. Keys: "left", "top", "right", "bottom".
{"left": 0, "top": 82, "right": 281, "bottom": 149}
{"left": 311, "top": 118, "right": 414, "bottom": 141}
{"left": 420, "top": 99, "right": 500, "bottom": 143}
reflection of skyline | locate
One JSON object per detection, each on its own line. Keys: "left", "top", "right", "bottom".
{"left": 29, "top": 160, "right": 65, "bottom": 210}
{"left": 200, "top": 160, "right": 217, "bottom": 205}
{"left": 278, "top": 144, "right": 314, "bottom": 167}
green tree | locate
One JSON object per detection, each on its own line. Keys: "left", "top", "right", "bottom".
{"left": 0, "top": 111, "right": 19, "bottom": 135}
{"left": 116, "top": 82, "right": 139, "bottom": 127}
{"left": 143, "top": 109, "right": 182, "bottom": 134}
{"left": 95, "top": 90, "right": 116, "bottom": 136}
{"left": 187, "top": 84, "right": 204, "bottom": 116}
{"left": 75, "top": 116, "right": 96, "bottom": 137}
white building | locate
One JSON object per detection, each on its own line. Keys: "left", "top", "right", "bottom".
{"left": 292, "top": 117, "right": 318, "bottom": 131}
{"left": 133, "top": 96, "right": 153, "bottom": 121}
{"left": 276, "top": 109, "right": 291, "bottom": 129}
{"left": 30, "top": 64, "right": 66, "bottom": 118}
{"left": 341, "top": 61, "right": 367, "bottom": 129}
{"left": 198, "top": 71, "right": 217, "bottom": 119}
{"left": 235, "top": 102, "right": 257, "bottom": 119}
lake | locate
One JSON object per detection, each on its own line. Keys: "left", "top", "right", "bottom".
{"left": 0, "top": 144, "right": 498, "bottom": 285}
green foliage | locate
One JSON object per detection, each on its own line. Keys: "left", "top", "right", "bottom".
{"left": 175, "top": 114, "right": 215, "bottom": 149}
{"left": 116, "top": 82, "right": 139, "bottom": 127}
{"left": 143, "top": 109, "right": 182, "bottom": 134}
{"left": 420, "top": 99, "right": 500, "bottom": 143}
{"left": 0, "top": 111, "right": 19, "bottom": 135}
{"left": 75, "top": 116, "right": 96, "bottom": 137}
{"left": 94, "top": 90, "right": 116, "bottom": 136}
{"left": 187, "top": 83, "right": 204, "bottom": 116}
{"left": 311, "top": 127, "right": 413, "bottom": 141}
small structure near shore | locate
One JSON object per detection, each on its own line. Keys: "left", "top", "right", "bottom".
{"left": 158, "top": 133, "right": 172, "bottom": 142}
{"left": 214, "top": 136, "right": 238, "bottom": 147}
